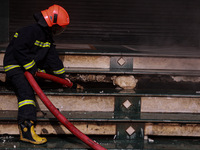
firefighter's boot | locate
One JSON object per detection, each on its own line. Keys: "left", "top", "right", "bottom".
{"left": 19, "top": 120, "right": 47, "bottom": 144}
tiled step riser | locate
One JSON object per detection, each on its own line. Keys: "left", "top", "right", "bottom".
{"left": 0, "top": 53, "right": 3, "bottom": 66}
{"left": 1, "top": 53, "right": 200, "bottom": 70}
{"left": 1, "top": 95, "right": 200, "bottom": 113}
{"left": 145, "top": 123, "right": 200, "bottom": 137}
{"left": 0, "top": 72, "right": 5, "bottom": 82}
{"left": 141, "top": 97, "right": 200, "bottom": 113}
{"left": 2, "top": 122, "right": 200, "bottom": 138}
{"left": 61, "top": 55, "right": 110, "bottom": 69}
{"left": 0, "top": 122, "right": 116, "bottom": 135}
{"left": 61, "top": 55, "right": 200, "bottom": 70}
{"left": 133, "top": 57, "right": 200, "bottom": 70}
{"left": 0, "top": 95, "right": 114, "bottom": 112}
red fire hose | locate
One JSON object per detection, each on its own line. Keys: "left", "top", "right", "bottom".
{"left": 35, "top": 72, "right": 73, "bottom": 88}
{"left": 24, "top": 71, "right": 107, "bottom": 150}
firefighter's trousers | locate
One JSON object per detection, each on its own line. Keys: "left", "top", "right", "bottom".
{"left": 9, "top": 73, "right": 37, "bottom": 123}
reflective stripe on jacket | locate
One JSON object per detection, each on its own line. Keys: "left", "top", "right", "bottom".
{"left": 3, "top": 23, "right": 66, "bottom": 78}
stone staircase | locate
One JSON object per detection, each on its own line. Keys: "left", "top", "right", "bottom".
{"left": 0, "top": 44, "right": 200, "bottom": 149}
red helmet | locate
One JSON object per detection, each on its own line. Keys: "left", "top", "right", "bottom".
{"left": 41, "top": 4, "right": 70, "bottom": 27}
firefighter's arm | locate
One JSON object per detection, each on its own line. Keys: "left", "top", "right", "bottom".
{"left": 45, "top": 46, "right": 84, "bottom": 89}
{"left": 13, "top": 26, "right": 38, "bottom": 75}
{"left": 45, "top": 45, "right": 66, "bottom": 78}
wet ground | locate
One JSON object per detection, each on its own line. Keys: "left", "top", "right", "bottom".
{"left": 0, "top": 135, "right": 200, "bottom": 150}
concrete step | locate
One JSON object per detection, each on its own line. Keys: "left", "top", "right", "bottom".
{"left": 1, "top": 43, "right": 200, "bottom": 143}
{"left": 2, "top": 94, "right": 200, "bottom": 113}
{"left": 1, "top": 86, "right": 200, "bottom": 113}
{"left": 1, "top": 134, "right": 200, "bottom": 150}
{"left": 1, "top": 111, "right": 200, "bottom": 139}
{"left": 1, "top": 84, "right": 200, "bottom": 138}
{"left": 1, "top": 44, "right": 200, "bottom": 91}
{"left": 1, "top": 44, "right": 200, "bottom": 73}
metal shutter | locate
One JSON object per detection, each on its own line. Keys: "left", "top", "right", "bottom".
{"left": 9, "top": 0, "right": 200, "bottom": 46}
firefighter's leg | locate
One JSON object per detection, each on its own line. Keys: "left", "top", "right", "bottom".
{"left": 11, "top": 73, "right": 47, "bottom": 144}
{"left": 19, "top": 120, "right": 47, "bottom": 144}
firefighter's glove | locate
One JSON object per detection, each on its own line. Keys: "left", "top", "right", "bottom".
{"left": 62, "top": 78, "right": 72, "bottom": 88}
{"left": 62, "top": 78, "right": 84, "bottom": 90}
{"left": 71, "top": 83, "right": 84, "bottom": 90}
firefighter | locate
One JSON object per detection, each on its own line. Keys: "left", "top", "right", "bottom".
{"left": 3, "top": 4, "right": 70, "bottom": 144}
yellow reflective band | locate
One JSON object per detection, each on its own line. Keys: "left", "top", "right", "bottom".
{"left": 4, "top": 65, "right": 20, "bottom": 72}
{"left": 53, "top": 68, "right": 65, "bottom": 75}
{"left": 34, "top": 40, "right": 51, "bottom": 48}
{"left": 23, "top": 60, "right": 35, "bottom": 70}
{"left": 38, "top": 69, "right": 46, "bottom": 73}
{"left": 14, "top": 32, "right": 18, "bottom": 38}
{"left": 18, "top": 100, "right": 36, "bottom": 108}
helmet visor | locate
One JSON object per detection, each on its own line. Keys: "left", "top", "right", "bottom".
{"left": 52, "top": 25, "right": 67, "bottom": 36}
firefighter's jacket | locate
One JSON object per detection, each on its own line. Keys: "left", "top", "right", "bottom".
{"left": 3, "top": 23, "right": 66, "bottom": 78}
